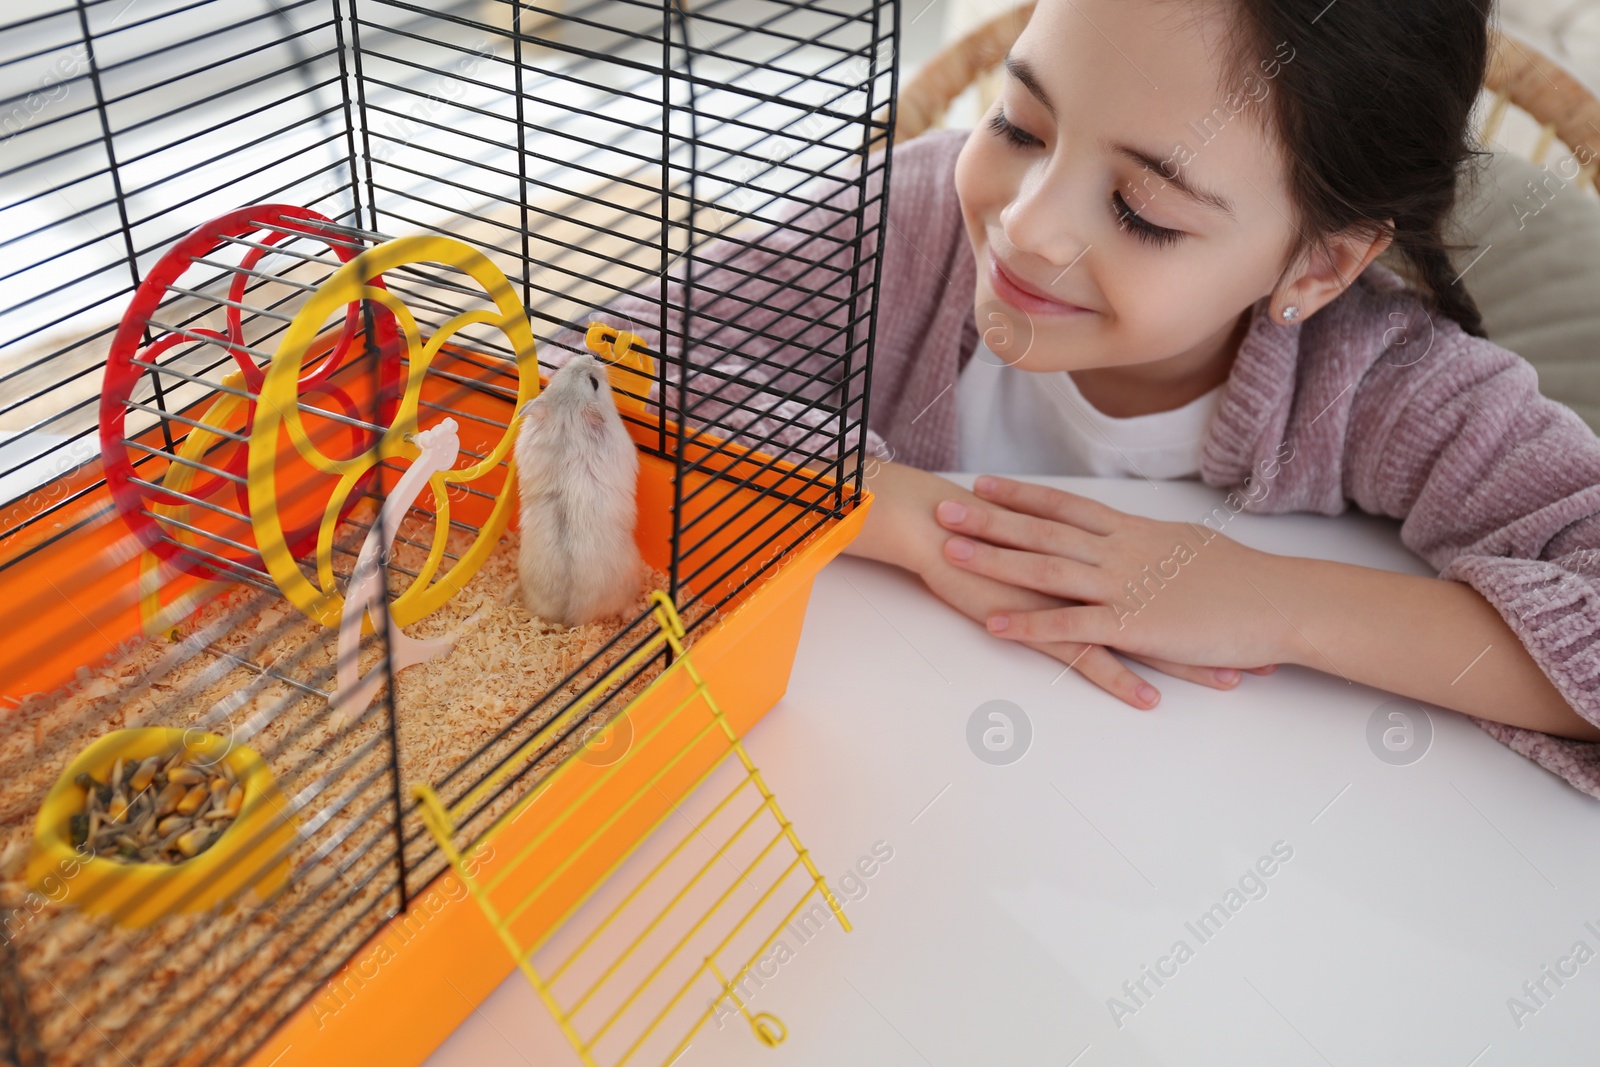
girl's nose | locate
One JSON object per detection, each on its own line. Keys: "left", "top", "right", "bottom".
{"left": 998, "top": 163, "right": 1091, "bottom": 273}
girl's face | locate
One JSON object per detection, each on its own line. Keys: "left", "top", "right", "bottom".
{"left": 953, "top": 0, "right": 1300, "bottom": 374}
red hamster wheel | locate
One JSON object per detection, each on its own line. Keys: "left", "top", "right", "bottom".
{"left": 99, "top": 205, "right": 401, "bottom": 583}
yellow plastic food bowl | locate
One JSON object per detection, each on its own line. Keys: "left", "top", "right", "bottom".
{"left": 27, "top": 727, "right": 297, "bottom": 929}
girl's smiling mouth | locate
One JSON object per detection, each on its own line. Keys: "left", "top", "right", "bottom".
{"left": 987, "top": 248, "right": 1095, "bottom": 317}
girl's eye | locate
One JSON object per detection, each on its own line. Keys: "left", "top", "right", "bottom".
{"left": 986, "top": 108, "right": 1041, "bottom": 150}
{"left": 1111, "top": 189, "right": 1184, "bottom": 248}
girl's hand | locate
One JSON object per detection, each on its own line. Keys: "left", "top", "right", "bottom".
{"left": 850, "top": 460, "right": 1274, "bottom": 708}
{"left": 935, "top": 474, "right": 1298, "bottom": 674}
{"left": 918, "top": 550, "right": 1276, "bottom": 709}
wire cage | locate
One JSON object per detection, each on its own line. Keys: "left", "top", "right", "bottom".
{"left": 0, "top": 0, "right": 899, "bottom": 1064}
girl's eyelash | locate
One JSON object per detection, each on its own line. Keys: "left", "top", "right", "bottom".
{"left": 987, "top": 110, "right": 1183, "bottom": 249}
{"left": 986, "top": 108, "right": 1040, "bottom": 149}
{"left": 1111, "top": 189, "right": 1184, "bottom": 248}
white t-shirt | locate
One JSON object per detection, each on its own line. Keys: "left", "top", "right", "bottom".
{"left": 954, "top": 341, "right": 1225, "bottom": 478}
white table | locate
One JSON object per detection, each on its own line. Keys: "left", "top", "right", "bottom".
{"left": 427, "top": 474, "right": 1600, "bottom": 1067}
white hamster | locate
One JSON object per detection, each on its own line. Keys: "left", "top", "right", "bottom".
{"left": 514, "top": 351, "right": 646, "bottom": 627}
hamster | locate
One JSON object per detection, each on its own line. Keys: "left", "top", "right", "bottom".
{"left": 514, "top": 351, "right": 646, "bottom": 628}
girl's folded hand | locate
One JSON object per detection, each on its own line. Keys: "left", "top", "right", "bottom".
{"left": 934, "top": 474, "right": 1297, "bottom": 680}
{"left": 851, "top": 460, "right": 1275, "bottom": 709}
{"left": 917, "top": 552, "right": 1276, "bottom": 709}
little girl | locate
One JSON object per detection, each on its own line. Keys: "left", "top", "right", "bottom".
{"left": 560, "top": 0, "right": 1600, "bottom": 797}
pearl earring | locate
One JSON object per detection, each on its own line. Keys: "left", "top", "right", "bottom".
{"left": 1281, "top": 304, "right": 1301, "bottom": 323}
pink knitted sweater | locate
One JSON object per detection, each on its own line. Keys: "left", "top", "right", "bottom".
{"left": 558, "top": 128, "right": 1600, "bottom": 799}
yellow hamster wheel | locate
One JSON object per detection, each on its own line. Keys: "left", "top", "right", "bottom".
{"left": 247, "top": 235, "right": 540, "bottom": 630}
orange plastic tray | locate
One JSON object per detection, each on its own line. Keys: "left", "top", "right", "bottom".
{"left": 0, "top": 344, "right": 871, "bottom": 1067}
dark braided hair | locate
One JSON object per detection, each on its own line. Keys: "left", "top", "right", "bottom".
{"left": 1221, "top": 0, "right": 1492, "bottom": 337}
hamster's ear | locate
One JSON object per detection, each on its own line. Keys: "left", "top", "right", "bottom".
{"left": 520, "top": 397, "right": 545, "bottom": 422}
{"left": 583, "top": 406, "right": 605, "bottom": 429}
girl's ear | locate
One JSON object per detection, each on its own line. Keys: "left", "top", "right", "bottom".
{"left": 1275, "top": 224, "right": 1394, "bottom": 323}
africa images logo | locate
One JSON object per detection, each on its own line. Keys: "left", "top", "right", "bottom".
{"left": 966, "top": 700, "right": 1033, "bottom": 766}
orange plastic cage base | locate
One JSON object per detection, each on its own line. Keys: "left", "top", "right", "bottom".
{"left": 0, "top": 343, "right": 872, "bottom": 1066}
{"left": 242, "top": 501, "right": 866, "bottom": 1067}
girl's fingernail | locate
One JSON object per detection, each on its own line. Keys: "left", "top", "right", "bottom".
{"left": 1136, "top": 683, "right": 1159, "bottom": 705}
{"left": 937, "top": 500, "right": 966, "bottom": 523}
{"left": 1215, "top": 668, "right": 1240, "bottom": 684}
{"left": 975, "top": 475, "right": 996, "bottom": 493}
{"left": 988, "top": 613, "right": 1009, "bottom": 632}
{"left": 946, "top": 537, "right": 974, "bottom": 560}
